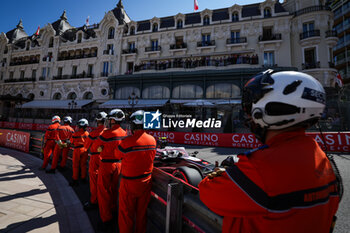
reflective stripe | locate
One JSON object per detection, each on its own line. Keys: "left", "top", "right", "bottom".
{"left": 90, "top": 152, "right": 100, "bottom": 155}
{"left": 99, "top": 135, "right": 125, "bottom": 142}
{"left": 226, "top": 165, "right": 339, "bottom": 213}
{"left": 121, "top": 172, "right": 152, "bottom": 180}
{"left": 47, "top": 128, "right": 57, "bottom": 131}
{"left": 118, "top": 144, "right": 156, "bottom": 154}
{"left": 88, "top": 135, "right": 99, "bottom": 140}
{"left": 72, "top": 145, "right": 84, "bottom": 149}
{"left": 101, "top": 159, "right": 120, "bottom": 163}
{"left": 72, "top": 135, "right": 88, "bottom": 139}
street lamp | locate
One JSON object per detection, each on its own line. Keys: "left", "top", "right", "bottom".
{"left": 68, "top": 99, "right": 77, "bottom": 110}
{"left": 128, "top": 92, "right": 139, "bottom": 112}
{"left": 15, "top": 102, "right": 22, "bottom": 122}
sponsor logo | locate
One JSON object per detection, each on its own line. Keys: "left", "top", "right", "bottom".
{"left": 144, "top": 110, "right": 162, "bottom": 129}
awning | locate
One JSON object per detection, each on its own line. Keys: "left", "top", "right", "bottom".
{"left": 20, "top": 100, "right": 94, "bottom": 109}
{"left": 213, "top": 99, "right": 241, "bottom": 105}
{"left": 99, "top": 99, "right": 168, "bottom": 109}
{"left": 170, "top": 99, "right": 241, "bottom": 105}
{"left": 183, "top": 99, "right": 215, "bottom": 107}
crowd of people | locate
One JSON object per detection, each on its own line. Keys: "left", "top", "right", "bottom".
{"left": 39, "top": 109, "right": 156, "bottom": 233}
{"left": 131, "top": 53, "right": 259, "bottom": 74}
{"left": 37, "top": 70, "right": 341, "bottom": 233}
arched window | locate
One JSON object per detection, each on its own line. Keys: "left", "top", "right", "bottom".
{"left": 152, "top": 23, "right": 158, "bottom": 32}
{"left": 142, "top": 86, "right": 170, "bottom": 99}
{"left": 53, "top": 93, "right": 62, "bottom": 100}
{"left": 203, "top": 16, "right": 210, "bottom": 26}
{"left": 177, "top": 20, "right": 183, "bottom": 29}
{"left": 172, "top": 85, "right": 203, "bottom": 99}
{"left": 130, "top": 26, "right": 135, "bottom": 35}
{"left": 77, "top": 33, "right": 82, "bottom": 43}
{"left": 206, "top": 83, "right": 240, "bottom": 99}
{"left": 232, "top": 12, "right": 239, "bottom": 22}
{"left": 26, "top": 42, "right": 30, "bottom": 51}
{"left": 49, "top": 37, "right": 54, "bottom": 48}
{"left": 27, "top": 93, "right": 35, "bottom": 100}
{"left": 264, "top": 8, "right": 272, "bottom": 18}
{"left": 108, "top": 27, "right": 115, "bottom": 39}
{"left": 67, "top": 92, "right": 77, "bottom": 100}
{"left": 115, "top": 87, "right": 140, "bottom": 99}
{"left": 83, "top": 91, "right": 93, "bottom": 100}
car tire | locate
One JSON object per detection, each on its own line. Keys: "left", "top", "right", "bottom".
{"left": 172, "top": 166, "right": 203, "bottom": 187}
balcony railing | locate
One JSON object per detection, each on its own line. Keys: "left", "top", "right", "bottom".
{"left": 197, "top": 40, "right": 216, "bottom": 47}
{"left": 4, "top": 77, "right": 36, "bottom": 83}
{"left": 258, "top": 34, "right": 282, "bottom": 41}
{"left": 294, "top": 5, "right": 330, "bottom": 17}
{"left": 57, "top": 53, "right": 97, "bottom": 61}
{"left": 145, "top": 46, "right": 161, "bottom": 52}
{"left": 326, "top": 30, "right": 338, "bottom": 38}
{"left": 122, "top": 48, "right": 137, "bottom": 54}
{"left": 299, "top": 30, "right": 320, "bottom": 40}
{"left": 42, "top": 57, "right": 53, "bottom": 62}
{"left": 101, "top": 72, "right": 109, "bottom": 77}
{"left": 39, "top": 77, "right": 46, "bottom": 81}
{"left": 302, "top": 61, "right": 320, "bottom": 70}
{"left": 9, "top": 60, "right": 40, "bottom": 66}
{"left": 103, "top": 50, "right": 114, "bottom": 55}
{"left": 226, "top": 37, "right": 247, "bottom": 44}
{"left": 170, "top": 43, "right": 187, "bottom": 50}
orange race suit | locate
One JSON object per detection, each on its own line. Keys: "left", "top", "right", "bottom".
{"left": 95, "top": 124, "right": 126, "bottom": 223}
{"left": 51, "top": 124, "right": 75, "bottom": 170}
{"left": 84, "top": 124, "right": 106, "bottom": 204}
{"left": 199, "top": 129, "right": 340, "bottom": 233}
{"left": 70, "top": 128, "right": 89, "bottom": 181}
{"left": 116, "top": 129, "right": 157, "bottom": 233}
{"left": 41, "top": 122, "right": 60, "bottom": 169}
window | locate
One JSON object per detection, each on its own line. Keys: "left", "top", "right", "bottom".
{"left": 177, "top": 20, "right": 183, "bottom": 29}
{"left": 303, "top": 22, "right": 314, "bottom": 33}
{"left": 78, "top": 33, "right": 82, "bottom": 43}
{"left": 68, "top": 92, "right": 77, "bottom": 100}
{"left": 152, "top": 23, "right": 158, "bottom": 32}
{"left": 26, "top": 42, "right": 30, "bottom": 51}
{"left": 262, "top": 27, "right": 273, "bottom": 40}
{"left": 264, "top": 51, "right": 275, "bottom": 66}
{"left": 129, "top": 42, "right": 135, "bottom": 51}
{"left": 103, "top": 62, "right": 109, "bottom": 76}
{"left": 49, "top": 37, "right": 54, "bottom": 48}
{"left": 88, "top": 65, "right": 93, "bottom": 76}
{"left": 72, "top": 66, "right": 77, "bottom": 77}
{"left": 28, "top": 93, "right": 35, "bottom": 100}
{"left": 53, "top": 93, "right": 62, "bottom": 100}
{"left": 108, "top": 27, "right": 115, "bottom": 39}
{"left": 107, "top": 44, "right": 114, "bottom": 55}
{"left": 206, "top": 83, "right": 240, "bottom": 99}
{"left": 47, "top": 67, "right": 50, "bottom": 78}
{"left": 172, "top": 85, "right": 203, "bottom": 99}
{"left": 142, "top": 86, "right": 170, "bottom": 99}
{"left": 201, "top": 34, "right": 211, "bottom": 46}
{"left": 1, "top": 72, "right": 3, "bottom": 80}
{"left": 151, "top": 40, "right": 159, "bottom": 51}
{"left": 101, "top": 89, "right": 108, "bottom": 96}
{"left": 232, "top": 12, "right": 239, "bottom": 22}
{"left": 42, "top": 68, "right": 46, "bottom": 78}
{"left": 20, "top": 70, "right": 25, "bottom": 79}
{"left": 130, "top": 26, "right": 135, "bottom": 35}
{"left": 57, "top": 67, "right": 63, "bottom": 77}
{"left": 32, "top": 70, "right": 36, "bottom": 79}
{"left": 264, "top": 8, "right": 272, "bottom": 18}
{"left": 115, "top": 87, "right": 140, "bottom": 99}
{"left": 231, "top": 31, "right": 240, "bottom": 43}
{"left": 4, "top": 46, "right": 8, "bottom": 54}
{"left": 304, "top": 47, "right": 316, "bottom": 67}
{"left": 83, "top": 92, "right": 93, "bottom": 99}
{"left": 9, "top": 71, "right": 14, "bottom": 79}
{"left": 203, "top": 16, "right": 210, "bottom": 26}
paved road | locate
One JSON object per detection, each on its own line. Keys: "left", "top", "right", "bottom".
{"left": 181, "top": 144, "right": 350, "bottom": 233}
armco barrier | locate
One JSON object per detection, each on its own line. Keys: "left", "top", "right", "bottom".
{"left": 2, "top": 129, "right": 222, "bottom": 233}
{"left": 0, "top": 129, "right": 30, "bottom": 153}
{"left": 1, "top": 121, "right": 349, "bottom": 153}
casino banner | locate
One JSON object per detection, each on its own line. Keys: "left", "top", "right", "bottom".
{"left": 0, "top": 129, "right": 31, "bottom": 153}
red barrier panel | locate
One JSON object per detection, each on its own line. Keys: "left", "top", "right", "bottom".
{"left": 33, "top": 123, "right": 50, "bottom": 131}
{"left": 0, "top": 129, "right": 31, "bottom": 153}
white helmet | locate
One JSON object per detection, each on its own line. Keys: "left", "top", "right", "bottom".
{"left": 96, "top": 112, "right": 107, "bottom": 121}
{"left": 130, "top": 110, "right": 144, "bottom": 125}
{"left": 242, "top": 69, "right": 325, "bottom": 131}
{"left": 63, "top": 116, "right": 72, "bottom": 124}
{"left": 108, "top": 109, "right": 125, "bottom": 122}
{"left": 77, "top": 118, "right": 89, "bottom": 127}
{"left": 52, "top": 115, "right": 61, "bottom": 123}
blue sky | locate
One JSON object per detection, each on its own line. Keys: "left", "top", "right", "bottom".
{"left": 0, "top": 0, "right": 263, "bottom": 35}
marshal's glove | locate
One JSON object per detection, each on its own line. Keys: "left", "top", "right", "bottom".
{"left": 220, "top": 155, "right": 240, "bottom": 167}
{"left": 207, "top": 167, "right": 226, "bottom": 179}
{"left": 97, "top": 146, "right": 104, "bottom": 153}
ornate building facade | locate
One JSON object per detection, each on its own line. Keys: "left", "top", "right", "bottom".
{"left": 0, "top": 0, "right": 339, "bottom": 130}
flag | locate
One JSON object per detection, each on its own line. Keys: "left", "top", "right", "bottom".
{"left": 35, "top": 26, "right": 40, "bottom": 36}
{"left": 86, "top": 16, "right": 90, "bottom": 26}
{"left": 336, "top": 73, "right": 343, "bottom": 88}
{"left": 194, "top": 0, "right": 199, "bottom": 11}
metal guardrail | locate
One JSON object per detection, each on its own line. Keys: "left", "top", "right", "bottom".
{"left": 27, "top": 130, "right": 223, "bottom": 233}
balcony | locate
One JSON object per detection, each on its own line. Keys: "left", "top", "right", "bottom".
{"left": 170, "top": 43, "right": 187, "bottom": 50}
{"left": 258, "top": 34, "right": 282, "bottom": 42}
{"left": 39, "top": 77, "right": 46, "bottom": 81}
{"left": 302, "top": 61, "right": 320, "bottom": 70}
{"left": 103, "top": 50, "right": 114, "bottom": 55}
{"left": 226, "top": 37, "right": 247, "bottom": 44}
{"left": 197, "top": 40, "right": 216, "bottom": 47}
{"left": 4, "top": 77, "right": 36, "bottom": 83}
{"left": 299, "top": 30, "right": 320, "bottom": 40}
{"left": 9, "top": 60, "right": 40, "bottom": 66}
{"left": 42, "top": 56, "right": 53, "bottom": 62}
{"left": 57, "top": 53, "right": 97, "bottom": 61}
{"left": 145, "top": 46, "right": 161, "bottom": 52}
{"left": 101, "top": 72, "right": 109, "bottom": 77}
{"left": 294, "top": 5, "right": 331, "bottom": 17}
{"left": 122, "top": 48, "right": 137, "bottom": 54}
{"left": 325, "top": 30, "right": 339, "bottom": 47}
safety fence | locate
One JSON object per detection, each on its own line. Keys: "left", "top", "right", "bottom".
{"left": 1, "top": 129, "right": 223, "bottom": 233}
{"left": 1, "top": 121, "right": 350, "bottom": 153}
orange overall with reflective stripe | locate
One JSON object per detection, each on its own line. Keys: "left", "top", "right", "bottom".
{"left": 51, "top": 124, "right": 74, "bottom": 169}
{"left": 41, "top": 122, "right": 60, "bottom": 169}
{"left": 70, "top": 128, "right": 89, "bottom": 180}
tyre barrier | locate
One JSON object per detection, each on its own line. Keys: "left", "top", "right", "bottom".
{"left": 4, "top": 129, "right": 223, "bottom": 233}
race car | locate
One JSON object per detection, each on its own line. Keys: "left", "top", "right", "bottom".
{"left": 155, "top": 137, "right": 216, "bottom": 187}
